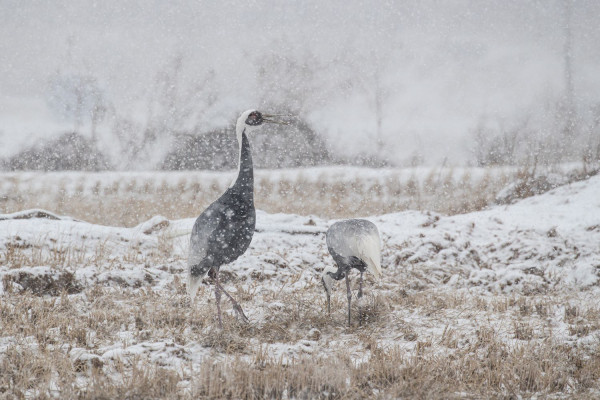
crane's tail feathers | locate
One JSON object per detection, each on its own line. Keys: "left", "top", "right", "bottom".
{"left": 366, "top": 256, "right": 383, "bottom": 278}
{"left": 187, "top": 274, "right": 202, "bottom": 302}
{"left": 360, "top": 232, "right": 382, "bottom": 278}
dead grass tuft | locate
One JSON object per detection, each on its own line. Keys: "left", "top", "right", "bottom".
{"left": 357, "top": 293, "right": 390, "bottom": 326}
{"left": 2, "top": 280, "right": 600, "bottom": 398}
{"left": 201, "top": 329, "right": 250, "bottom": 353}
{"left": 191, "top": 356, "right": 351, "bottom": 399}
{"left": 83, "top": 360, "right": 181, "bottom": 400}
{"left": 3, "top": 269, "right": 82, "bottom": 296}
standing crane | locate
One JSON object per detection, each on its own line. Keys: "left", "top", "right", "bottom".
{"left": 188, "top": 109, "right": 286, "bottom": 328}
{"left": 322, "top": 219, "right": 382, "bottom": 326}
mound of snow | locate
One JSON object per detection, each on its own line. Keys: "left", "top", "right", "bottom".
{"left": 375, "top": 175, "right": 600, "bottom": 293}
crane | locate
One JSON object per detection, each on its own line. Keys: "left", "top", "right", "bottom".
{"left": 322, "top": 219, "right": 382, "bottom": 326}
{"left": 187, "top": 109, "right": 286, "bottom": 328}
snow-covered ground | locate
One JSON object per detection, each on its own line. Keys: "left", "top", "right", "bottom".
{"left": 3, "top": 170, "right": 598, "bottom": 295}
{"left": 1, "top": 174, "right": 600, "bottom": 397}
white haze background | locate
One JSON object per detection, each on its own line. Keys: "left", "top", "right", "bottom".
{"left": 1, "top": 0, "right": 599, "bottom": 168}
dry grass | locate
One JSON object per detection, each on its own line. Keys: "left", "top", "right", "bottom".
{"left": 0, "top": 169, "right": 514, "bottom": 226}
{"left": 2, "top": 240, "right": 600, "bottom": 399}
{"left": 3, "top": 287, "right": 600, "bottom": 399}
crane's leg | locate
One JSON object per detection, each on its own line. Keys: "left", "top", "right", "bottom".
{"left": 358, "top": 271, "right": 364, "bottom": 299}
{"left": 214, "top": 271, "right": 223, "bottom": 329}
{"left": 214, "top": 282, "right": 249, "bottom": 323}
{"left": 345, "top": 273, "right": 352, "bottom": 326}
{"left": 357, "top": 271, "right": 365, "bottom": 326}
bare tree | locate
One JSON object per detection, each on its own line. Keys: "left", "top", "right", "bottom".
{"left": 253, "top": 47, "right": 334, "bottom": 167}
{"left": 472, "top": 116, "right": 530, "bottom": 166}
{"left": 111, "top": 55, "right": 219, "bottom": 169}
{"left": 561, "top": 0, "right": 576, "bottom": 140}
{"left": 582, "top": 104, "right": 600, "bottom": 173}
{"left": 144, "top": 55, "right": 217, "bottom": 145}
{"left": 46, "top": 71, "right": 107, "bottom": 141}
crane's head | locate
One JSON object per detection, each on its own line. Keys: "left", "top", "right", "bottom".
{"left": 321, "top": 265, "right": 338, "bottom": 315}
{"left": 236, "top": 109, "right": 288, "bottom": 137}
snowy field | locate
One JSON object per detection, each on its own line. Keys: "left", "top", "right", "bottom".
{"left": 1, "top": 171, "right": 600, "bottom": 397}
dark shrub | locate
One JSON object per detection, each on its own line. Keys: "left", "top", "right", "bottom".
{"left": 3, "top": 132, "right": 111, "bottom": 171}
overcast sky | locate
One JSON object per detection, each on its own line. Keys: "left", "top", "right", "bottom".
{"left": 1, "top": 0, "right": 599, "bottom": 166}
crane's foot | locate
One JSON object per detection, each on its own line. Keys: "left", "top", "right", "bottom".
{"left": 214, "top": 280, "right": 250, "bottom": 324}
{"left": 233, "top": 304, "right": 250, "bottom": 323}
{"left": 346, "top": 274, "right": 352, "bottom": 327}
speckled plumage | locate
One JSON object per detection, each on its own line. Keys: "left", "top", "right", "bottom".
{"left": 188, "top": 131, "right": 255, "bottom": 281}
{"left": 187, "top": 109, "right": 279, "bottom": 328}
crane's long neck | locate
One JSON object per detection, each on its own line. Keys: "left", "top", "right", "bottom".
{"left": 230, "top": 129, "right": 254, "bottom": 199}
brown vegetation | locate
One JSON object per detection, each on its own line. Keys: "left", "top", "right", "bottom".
{"left": 0, "top": 168, "right": 513, "bottom": 227}
{"left": 1, "top": 241, "right": 600, "bottom": 398}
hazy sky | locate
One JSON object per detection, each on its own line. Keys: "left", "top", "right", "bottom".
{"left": 1, "top": 0, "right": 599, "bottom": 166}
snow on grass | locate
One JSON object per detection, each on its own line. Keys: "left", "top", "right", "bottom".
{"left": 1, "top": 174, "right": 600, "bottom": 397}
{"left": 0, "top": 166, "right": 519, "bottom": 227}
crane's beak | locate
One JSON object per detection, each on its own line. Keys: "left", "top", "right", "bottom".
{"left": 263, "top": 113, "right": 291, "bottom": 125}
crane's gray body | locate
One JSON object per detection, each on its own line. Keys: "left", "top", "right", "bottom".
{"left": 188, "top": 131, "right": 255, "bottom": 279}
{"left": 323, "top": 219, "right": 382, "bottom": 325}
{"left": 326, "top": 219, "right": 380, "bottom": 279}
